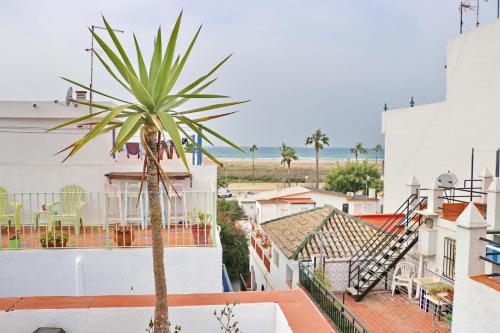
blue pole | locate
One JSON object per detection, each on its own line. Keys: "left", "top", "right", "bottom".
{"left": 191, "top": 135, "right": 196, "bottom": 166}
{"left": 197, "top": 127, "right": 203, "bottom": 165}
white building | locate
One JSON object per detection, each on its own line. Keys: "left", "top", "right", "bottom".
{"left": 248, "top": 206, "right": 385, "bottom": 292}
{"left": 239, "top": 185, "right": 379, "bottom": 224}
{"left": 0, "top": 97, "right": 224, "bottom": 297}
{"left": 382, "top": 20, "right": 500, "bottom": 212}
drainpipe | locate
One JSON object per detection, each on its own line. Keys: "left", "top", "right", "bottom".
{"left": 75, "top": 256, "right": 84, "bottom": 296}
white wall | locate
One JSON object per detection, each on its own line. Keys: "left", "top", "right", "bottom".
{"left": 0, "top": 303, "right": 292, "bottom": 333}
{"left": 256, "top": 202, "right": 315, "bottom": 224}
{"left": 0, "top": 247, "right": 222, "bottom": 297}
{"left": 0, "top": 103, "right": 217, "bottom": 193}
{"left": 382, "top": 20, "right": 500, "bottom": 211}
{"left": 250, "top": 241, "right": 300, "bottom": 291}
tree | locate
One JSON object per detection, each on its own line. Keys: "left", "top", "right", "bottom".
{"left": 324, "top": 161, "right": 383, "bottom": 194}
{"left": 217, "top": 199, "right": 249, "bottom": 281}
{"left": 249, "top": 144, "right": 258, "bottom": 180}
{"left": 351, "top": 142, "right": 368, "bottom": 162}
{"left": 305, "top": 129, "right": 329, "bottom": 189}
{"left": 373, "top": 144, "right": 383, "bottom": 164}
{"left": 280, "top": 143, "right": 298, "bottom": 187}
{"left": 50, "top": 13, "right": 247, "bottom": 332}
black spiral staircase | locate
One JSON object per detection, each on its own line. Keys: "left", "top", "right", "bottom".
{"left": 347, "top": 194, "right": 427, "bottom": 302}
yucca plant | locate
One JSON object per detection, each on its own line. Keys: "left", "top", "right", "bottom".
{"left": 50, "top": 12, "right": 247, "bottom": 332}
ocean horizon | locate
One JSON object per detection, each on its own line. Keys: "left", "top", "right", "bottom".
{"left": 204, "top": 146, "right": 384, "bottom": 161}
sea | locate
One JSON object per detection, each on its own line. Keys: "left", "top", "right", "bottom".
{"left": 204, "top": 146, "right": 384, "bottom": 161}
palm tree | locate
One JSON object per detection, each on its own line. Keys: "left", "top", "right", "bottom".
{"left": 280, "top": 144, "right": 298, "bottom": 187}
{"left": 50, "top": 14, "right": 247, "bottom": 332}
{"left": 249, "top": 144, "right": 258, "bottom": 180}
{"left": 305, "top": 129, "right": 329, "bottom": 189}
{"left": 351, "top": 142, "right": 368, "bottom": 162}
{"left": 373, "top": 144, "right": 383, "bottom": 164}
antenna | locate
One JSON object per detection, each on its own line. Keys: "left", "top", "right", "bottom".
{"left": 459, "top": 1, "right": 476, "bottom": 34}
{"left": 65, "top": 87, "right": 74, "bottom": 106}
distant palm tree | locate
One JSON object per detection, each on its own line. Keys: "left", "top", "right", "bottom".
{"left": 351, "top": 142, "right": 368, "bottom": 162}
{"left": 249, "top": 144, "right": 258, "bottom": 180}
{"left": 373, "top": 144, "right": 383, "bottom": 164}
{"left": 280, "top": 143, "right": 298, "bottom": 187}
{"left": 305, "top": 129, "right": 329, "bottom": 189}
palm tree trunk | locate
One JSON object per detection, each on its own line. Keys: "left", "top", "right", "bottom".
{"left": 375, "top": 152, "right": 378, "bottom": 164}
{"left": 287, "top": 162, "right": 291, "bottom": 187}
{"left": 252, "top": 152, "right": 255, "bottom": 180}
{"left": 355, "top": 153, "right": 358, "bottom": 162}
{"left": 315, "top": 149, "right": 319, "bottom": 189}
{"left": 145, "top": 128, "right": 169, "bottom": 333}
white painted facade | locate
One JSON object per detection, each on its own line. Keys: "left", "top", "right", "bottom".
{"left": 249, "top": 235, "right": 300, "bottom": 291}
{"left": 244, "top": 186, "right": 378, "bottom": 224}
{"left": 382, "top": 20, "right": 500, "bottom": 212}
{"left": 255, "top": 201, "right": 315, "bottom": 225}
{"left": 0, "top": 245, "right": 223, "bottom": 296}
{"left": 0, "top": 302, "right": 292, "bottom": 333}
{"left": 0, "top": 101, "right": 217, "bottom": 194}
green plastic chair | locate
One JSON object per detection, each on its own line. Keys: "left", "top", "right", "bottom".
{"left": 47, "top": 185, "right": 86, "bottom": 235}
{"left": 0, "top": 187, "right": 22, "bottom": 232}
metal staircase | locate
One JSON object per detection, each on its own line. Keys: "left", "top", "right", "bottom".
{"left": 347, "top": 194, "right": 427, "bottom": 302}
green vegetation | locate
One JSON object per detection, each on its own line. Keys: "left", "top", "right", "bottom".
{"left": 280, "top": 143, "right": 298, "bottom": 186}
{"left": 373, "top": 144, "right": 383, "bottom": 164}
{"left": 51, "top": 12, "right": 247, "bottom": 331}
{"left": 350, "top": 142, "right": 368, "bottom": 162}
{"left": 217, "top": 199, "right": 249, "bottom": 281}
{"left": 324, "top": 161, "right": 383, "bottom": 194}
{"left": 305, "top": 129, "right": 330, "bottom": 189}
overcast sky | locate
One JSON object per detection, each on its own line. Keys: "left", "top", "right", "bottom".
{"left": 1, "top": 0, "right": 498, "bottom": 147}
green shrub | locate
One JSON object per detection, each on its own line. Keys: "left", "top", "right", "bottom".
{"left": 324, "top": 161, "right": 383, "bottom": 194}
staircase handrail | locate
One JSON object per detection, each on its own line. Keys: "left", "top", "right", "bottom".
{"left": 349, "top": 196, "right": 426, "bottom": 285}
{"left": 354, "top": 212, "right": 424, "bottom": 289}
{"left": 348, "top": 194, "right": 419, "bottom": 268}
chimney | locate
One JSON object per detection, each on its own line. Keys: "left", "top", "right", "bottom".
{"left": 75, "top": 90, "right": 87, "bottom": 101}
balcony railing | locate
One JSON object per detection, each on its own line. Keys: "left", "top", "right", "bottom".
{"left": 250, "top": 233, "right": 271, "bottom": 273}
{"left": 0, "top": 190, "right": 217, "bottom": 249}
{"left": 299, "top": 262, "right": 370, "bottom": 333}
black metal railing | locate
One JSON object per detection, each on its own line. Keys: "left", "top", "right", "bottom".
{"left": 348, "top": 195, "right": 426, "bottom": 293}
{"left": 299, "top": 262, "right": 370, "bottom": 333}
{"left": 479, "top": 237, "right": 500, "bottom": 266}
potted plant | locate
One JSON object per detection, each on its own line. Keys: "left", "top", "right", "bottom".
{"left": 441, "top": 285, "right": 454, "bottom": 301}
{"left": 444, "top": 313, "right": 452, "bottom": 329}
{"left": 114, "top": 224, "right": 135, "bottom": 246}
{"left": 191, "top": 212, "right": 211, "bottom": 245}
{"left": 40, "top": 230, "right": 69, "bottom": 248}
{"left": 8, "top": 233, "right": 20, "bottom": 249}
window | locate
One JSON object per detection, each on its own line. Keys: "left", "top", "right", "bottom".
{"left": 342, "top": 203, "right": 349, "bottom": 213}
{"left": 443, "top": 237, "right": 456, "bottom": 280}
{"left": 273, "top": 249, "right": 280, "bottom": 267}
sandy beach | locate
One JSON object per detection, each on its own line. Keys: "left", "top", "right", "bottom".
{"left": 218, "top": 158, "right": 381, "bottom": 183}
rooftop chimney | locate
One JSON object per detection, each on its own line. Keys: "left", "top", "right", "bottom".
{"left": 75, "top": 90, "right": 87, "bottom": 101}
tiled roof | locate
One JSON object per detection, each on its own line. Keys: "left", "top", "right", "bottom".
{"left": 261, "top": 206, "right": 383, "bottom": 260}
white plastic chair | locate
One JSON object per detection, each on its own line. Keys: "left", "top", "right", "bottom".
{"left": 391, "top": 261, "right": 415, "bottom": 299}
{"left": 105, "top": 183, "right": 123, "bottom": 227}
{"left": 123, "top": 182, "right": 146, "bottom": 228}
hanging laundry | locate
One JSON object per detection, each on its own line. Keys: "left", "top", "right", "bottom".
{"left": 126, "top": 142, "right": 140, "bottom": 159}
{"left": 159, "top": 140, "right": 181, "bottom": 160}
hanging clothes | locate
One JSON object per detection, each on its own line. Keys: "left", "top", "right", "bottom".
{"left": 126, "top": 142, "right": 140, "bottom": 159}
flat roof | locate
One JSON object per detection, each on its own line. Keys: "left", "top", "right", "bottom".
{"left": 0, "top": 289, "right": 335, "bottom": 333}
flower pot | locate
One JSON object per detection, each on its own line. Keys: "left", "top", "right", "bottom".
{"left": 8, "top": 238, "right": 20, "bottom": 249}
{"left": 42, "top": 239, "right": 68, "bottom": 248}
{"left": 114, "top": 229, "right": 135, "bottom": 246}
{"left": 191, "top": 225, "right": 211, "bottom": 245}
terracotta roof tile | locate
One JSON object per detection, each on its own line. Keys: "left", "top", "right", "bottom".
{"left": 261, "top": 206, "right": 384, "bottom": 260}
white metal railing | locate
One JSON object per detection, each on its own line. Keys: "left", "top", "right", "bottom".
{"left": 0, "top": 190, "right": 217, "bottom": 249}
